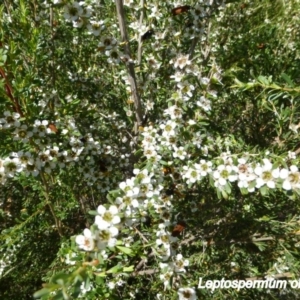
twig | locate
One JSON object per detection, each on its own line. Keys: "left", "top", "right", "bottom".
{"left": 134, "top": 250, "right": 155, "bottom": 273}
{"left": 133, "top": 226, "right": 149, "bottom": 243}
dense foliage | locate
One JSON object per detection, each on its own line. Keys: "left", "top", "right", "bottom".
{"left": 1, "top": 0, "right": 300, "bottom": 299}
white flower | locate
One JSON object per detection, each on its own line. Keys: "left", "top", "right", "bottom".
{"left": 108, "top": 281, "right": 115, "bottom": 289}
{"left": 195, "top": 160, "right": 212, "bottom": 177}
{"left": 65, "top": 252, "right": 77, "bottom": 265}
{"left": 213, "top": 164, "right": 237, "bottom": 186}
{"left": 95, "top": 205, "right": 120, "bottom": 230}
{"left": 72, "top": 17, "right": 84, "bottom": 28}
{"left": 173, "top": 55, "right": 191, "bottom": 69}
{"left": 159, "top": 268, "right": 174, "bottom": 289}
{"left": 255, "top": 159, "right": 279, "bottom": 189}
{"left": 147, "top": 55, "right": 161, "bottom": 69}
{"left": 144, "top": 145, "right": 158, "bottom": 159}
{"left": 124, "top": 0, "right": 134, "bottom": 6}
{"left": 81, "top": 5, "right": 92, "bottom": 18}
{"left": 173, "top": 146, "right": 187, "bottom": 160}
{"left": 280, "top": 165, "right": 300, "bottom": 190}
{"left": 164, "top": 105, "right": 182, "bottom": 119}
{"left": 156, "top": 228, "right": 171, "bottom": 247}
{"left": 197, "top": 96, "right": 211, "bottom": 111}
{"left": 0, "top": 164, "right": 6, "bottom": 184}
{"left": 106, "top": 49, "right": 121, "bottom": 64}
{"left": 115, "top": 195, "right": 139, "bottom": 210}
{"left": 76, "top": 229, "right": 95, "bottom": 251}
{"left": 0, "top": 111, "right": 21, "bottom": 128}
{"left": 33, "top": 120, "right": 50, "bottom": 137}
{"left": 96, "top": 226, "right": 119, "bottom": 249}
{"left": 182, "top": 166, "right": 200, "bottom": 184}
{"left": 3, "top": 157, "right": 23, "bottom": 177}
{"left": 177, "top": 81, "right": 195, "bottom": 99}
{"left": 170, "top": 71, "right": 185, "bottom": 82}
{"left": 200, "top": 77, "right": 209, "bottom": 85}
{"left": 98, "top": 36, "right": 118, "bottom": 51}
{"left": 174, "top": 254, "right": 189, "bottom": 273}
{"left": 64, "top": 2, "right": 83, "bottom": 21}
{"left": 237, "top": 158, "right": 256, "bottom": 191}
{"left": 134, "top": 168, "right": 152, "bottom": 184}
{"left": 160, "top": 120, "right": 177, "bottom": 137}
{"left": 178, "top": 287, "right": 197, "bottom": 300}
{"left": 119, "top": 178, "right": 140, "bottom": 197}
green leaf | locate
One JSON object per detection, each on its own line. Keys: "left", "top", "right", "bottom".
{"left": 107, "top": 264, "right": 122, "bottom": 274}
{"left": 116, "top": 246, "right": 133, "bottom": 255}
{"left": 51, "top": 272, "right": 69, "bottom": 285}
{"left": 257, "top": 75, "right": 270, "bottom": 85}
{"left": 88, "top": 210, "right": 98, "bottom": 216}
{"left": 94, "top": 271, "right": 107, "bottom": 277}
{"left": 259, "top": 185, "right": 269, "bottom": 196}
{"left": 253, "top": 241, "right": 267, "bottom": 252}
{"left": 221, "top": 189, "right": 228, "bottom": 199}
{"left": 123, "top": 265, "right": 134, "bottom": 272}
{"left": 33, "top": 288, "right": 50, "bottom": 298}
{"left": 281, "top": 73, "right": 294, "bottom": 87}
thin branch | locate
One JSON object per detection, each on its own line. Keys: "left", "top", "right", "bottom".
{"left": 246, "top": 272, "right": 293, "bottom": 281}
{"left": 133, "top": 226, "right": 149, "bottom": 243}
{"left": 134, "top": 269, "right": 158, "bottom": 275}
{"left": 188, "top": 37, "right": 199, "bottom": 60}
{"left": 134, "top": 250, "right": 155, "bottom": 272}
{"left": 0, "top": 67, "right": 24, "bottom": 117}
{"left": 50, "top": 5, "right": 56, "bottom": 89}
{"left": 40, "top": 172, "right": 63, "bottom": 237}
{"left": 137, "top": 0, "right": 145, "bottom": 65}
{"left": 115, "top": 0, "right": 143, "bottom": 134}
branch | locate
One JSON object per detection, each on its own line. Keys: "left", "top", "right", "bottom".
{"left": 115, "top": 0, "right": 143, "bottom": 134}
{"left": 137, "top": 0, "right": 144, "bottom": 65}
{"left": 0, "top": 67, "right": 24, "bottom": 117}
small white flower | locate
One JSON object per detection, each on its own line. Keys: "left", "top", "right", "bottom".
{"left": 3, "top": 157, "right": 23, "bottom": 177}
{"left": 119, "top": 179, "right": 140, "bottom": 197}
{"left": 213, "top": 164, "right": 237, "bottom": 186}
{"left": 170, "top": 71, "right": 185, "bottom": 82}
{"left": 255, "top": 159, "right": 279, "bottom": 189}
{"left": 178, "top": 287, "right": 197, "bottom": 300}
{"left": 108, "top": 281, "right": 115, "bottom": 289}
{"left": 197, "top": 96, "right": 211, "bottom": 111}
{"left": 0, "top": 111, "right": 21, "bottom": 128}
{"left": 96, "top": 226, "right": 119, "bottom": 249}
{"left": 280, "top": 165, "right": 300, "bottom": 190}
{"left": 95, "top": 205, "right": 121, "bottom": 230}
{"left": 65, "top": 252, "right": 77, "bottom": 265}
{"left": 174, "top": 254, "right": 189, "bottom": 273}
{"left": 173, "top": 55, "right": 191, "bottom": 69}
{"left": 64, "top": 2, "right": 83, "bottom": 21}
{"left": 159, "top": 268, "right": 174, "bottom": 289}
{"left": 173, "top": 146, "right": 187, "bottom": 160}
{"left": 76, "top": 228, "right": 95, "bottom": 251}
{"left": 160, "top": 120, "right": 177, "bottom": 137}
{"left": 164, "top": 105, "right": 182, "bottom": 119}
{"left": 182, "top": 166, "right": 200, "bottom": 184}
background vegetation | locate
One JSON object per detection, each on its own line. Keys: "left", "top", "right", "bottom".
{"left": 1, "top": 0, "right": 300, "bottom": 299}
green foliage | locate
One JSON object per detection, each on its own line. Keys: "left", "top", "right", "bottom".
{"left": 1, "top": 0, "right": 300, "bottom": 299}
